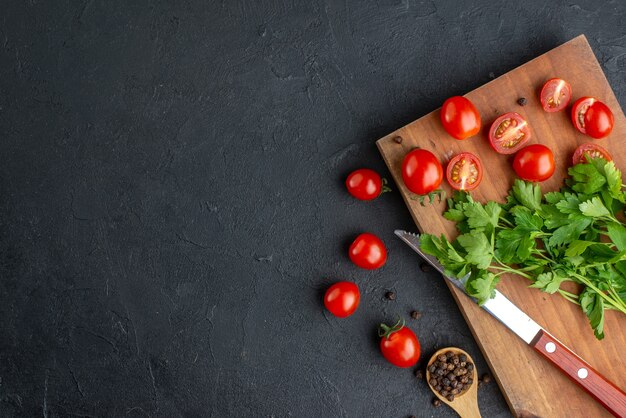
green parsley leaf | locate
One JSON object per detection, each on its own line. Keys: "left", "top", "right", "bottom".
{"left": 457, "top": 231, "right": 493, "bottom": 269}
{"left": 580, "top": 289, "right": 605, "bottom": 340}
{"left": 548, "top": 218, "right": 591, "bottom": 247}
{"left": 530, "top": 272, "right": 569, "bottom": 294}
{"left": 466, "top": 270, "right": 499, "bottom": 304}
{"left": 579, "top": 196, "right": 610, "bottom": 218}
{"left": 607, "top": 222, "right": 626, "bottom": 252}
{"left": 511, "top": 180, "right": 541, "bottom": 212}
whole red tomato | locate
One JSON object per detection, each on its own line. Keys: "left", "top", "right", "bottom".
{"left": 345, "top": 169, "right": 389, "bottom": 201}
{"left": 401, "top": 149, "right": 443, "bottom": 195}
{"left": 571, "top": 97, "right": 614, "bottom": 139}
{"left": 324, "top": 282, "right": 360, "bottom": 318}
{"left": 349, "top": 233, "right": 387, "bottom": 270}
{"left": 440, "top": 96, "right": 481, "bottom": 140}
{"left": 379, "top": 320, "right": 420, "bottom": 368}
{"left": 513, "top": 144, "right": 555, "bottom": 182}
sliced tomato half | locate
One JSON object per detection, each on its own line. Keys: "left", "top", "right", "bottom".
{"left": 571, "top": 97, "right": 596, "bottom": 135}
{"left": 446, "top": 152, "right": 483, "bottom": 191}
{"left": 488, "top": 112, "right": 531, "bottom": 154}
{"left": 572, "top": 143, "right": 612, "bottom": 165}
{"left": 540, "top": 78, "right": 572, "bottom": 112}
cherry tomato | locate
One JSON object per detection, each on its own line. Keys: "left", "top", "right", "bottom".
{"left": 345, "top": 169, "right": 388, "bottom": 201}
{"left": 379, "top": 320, "right": 420, "bottom": 368}
{"left": 440, "top": 96, "right": 482, "bottom": 140}
{"left": 572, "top": 143, "right": 612, "bottom": 165}
{"left": 540, "top": 78, "right": 572, "bottom": 112}
{"left": 401, "top": 149, "right": 443, "bottom": 195}
{"left": 446, "top": 152, "right": 483, "bottom": 191}
{"left": 349, "top": 233, "right": 387, "bottom": 270}
{"left": 513, "top": 144, "right": 555, "bottom": 182}
{"left": 488, "top": 112, "right": 531, "bottom": 154}
{"left": 571, "top": 97, "right": 614, "bottom": 139}
{"left": 324, "top": 282, "right": 360, "bottom": 318}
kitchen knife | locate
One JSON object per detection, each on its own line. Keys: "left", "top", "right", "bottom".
{"left": 395, "top": 229, "right": 626, "bottom": 418}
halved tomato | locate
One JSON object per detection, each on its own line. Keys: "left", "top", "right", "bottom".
{"left": 571, "top": 97, "right": 614, "bottom": 138}
{"left": 488, "top": 112, "right": 531, "bottom": 154}
{"left": 572, "top": 143, "right": 612, "bottom": 165}
{"left": 540, "top": 78, "right": 572, "bottom": 112}
{"left": 446, "top": 152, "right": 483, "bottom": 191}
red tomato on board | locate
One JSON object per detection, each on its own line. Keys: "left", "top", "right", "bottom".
{"left": 440, "top": 96, "right": 482, "bottom": 140}
{"left": 540, "top": 78, "right": 572, "bottom": 112}
{"left": 324, "top": 282, "right": 360, "bottom": 318}
{"left": 345, "top": 169, "right": 387, "bottom": 201}
{"left": 401, "top": 149, "right": 443, "bottom": 195}
{"left": 488, "top": 112, "right": 531, "bottom": 154}
{"left": 379, "top": 321, "right": 421, "bottom": 368}
{"left": 571, "top": 97, "right": 614, "bottom": 139}
{"left": 446, "top": 152, "right": 483, "bottom": 191}
{"left": 572, "top": 143, "right": 612, "bottom": 165}
{"left": 349, "top": 233, "right": 387, "bottom": 270}
{"left": 513, "top": 144, "right": 555, "bottom": 182}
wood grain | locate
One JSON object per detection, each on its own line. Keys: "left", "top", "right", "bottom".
{"left": 377, "top": 35, "right": 626, "bottom": 417}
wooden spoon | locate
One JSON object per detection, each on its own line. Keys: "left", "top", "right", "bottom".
{"left": 426, "top": 347, "right": 481, "bottom": 418}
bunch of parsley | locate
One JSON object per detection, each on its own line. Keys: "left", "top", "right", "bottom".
{"left": 421, "top": 158, "right": 626, "bottom": 339}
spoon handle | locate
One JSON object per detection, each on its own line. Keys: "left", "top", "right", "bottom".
{"left": 531, "top": 329, "right": 626, "bottom": 418}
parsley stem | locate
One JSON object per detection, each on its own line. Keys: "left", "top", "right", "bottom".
{"left": 570, "top": 272, "right": 626, "bottom": 315}
{"left": 558, "top": 290, "right": 580, "bottom": 306}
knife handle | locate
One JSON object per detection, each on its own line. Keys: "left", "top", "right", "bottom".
{"left": 531, "top": 329, "right": 626, "bottom": 417}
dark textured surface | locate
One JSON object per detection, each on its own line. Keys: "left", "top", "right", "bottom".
{"left": 0, "top": 1, "right": 624, "bottom": 417}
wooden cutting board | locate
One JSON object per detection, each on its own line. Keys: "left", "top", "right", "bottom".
{"left": 377, "top": 35, "right": 626, "bottom": 418}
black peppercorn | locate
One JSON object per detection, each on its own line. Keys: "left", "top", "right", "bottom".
{"left": 429, "top": 378, "right": 438, "bottom": 386}
{"left": 467, "top": 363, "right": 474, "bottom": 372}
{"left": 440, "top": 390, "right": 449, "bottom": 397}
{"left": 447, "top": 394, "right": 455, "bottom": 402}
{"left": 415, "top": 369, "right": 423, "bottom": 380}
{"left": 435, "top": 385, "right": 442, "bottom": 392}
{"left": 459, "top": 354, "right": 467, "bottom": 362}
{"left": 447, "top": 372, "right": 455, "bottom": 381}
{"left": 437, "top": 354, "right": 447, "bottom": 362}
{"left": 445, "top": 351, "right": 454, "bottom": 359}
{"left": 410, "top": 310, "right": 421, "bottom": 320}
{"left": 460, "top": 361, "right": 467, "bottom": 367}
{"left": 451, "top": 388, "right": 460, "bottom": 395}
{"left": 436, "top": 368, "right": 445, "bottom": 376}
{"left": 428, "top": 364, "right": 436, "bottom": 373}
{"left": 432, "top": 399, "right": 441, "bottom": 407}
{"left": 517, "top": 97, "right": 527, "bottom": 106}
{"left": 393, "top": 135, "right": 403, "bottom": 144}
{"left": 385, "top": 291, "right": 396, "bottom": 300}
{"left": 447, "top": 363, "right": 455, "bottom": 371}
{"left": 452, "top": 356, "right": 460, "bottom": 366}
{"left": 442, "top": 378, "right": 450, "bottom": 387}
{"left": 419, "top": 262, "right": 430, "bottom": 272}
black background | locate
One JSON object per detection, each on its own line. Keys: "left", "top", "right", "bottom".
{"left": 1, "top": 1, "right": 625, "bottom": 417}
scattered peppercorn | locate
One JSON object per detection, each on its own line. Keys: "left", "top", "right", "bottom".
{"left": 409, "top": 415, "right": 416, "bottom": 418}
{"left": 427, "top": 351, "right": 475, "bottom": 402}
{"left": 481, "top": 374, "right": 491, "bottom": 384}
{"left": 393, "top": 135, "right": 403, "bottom": 144}
{"left": 410, "top": 310, "right": 421, "bottom": 320}
{"left": 419, "top": 262, "right": 431, "bottom": 272}
{"left": 432, "top": 398, "right": 442, "bottom": 407}
{"left": 415, "top": 369, "right": 423, "bottom": 380}
{"left": 517, "top": 97, "right": 527, "bottom": 106}
{"left": 385, "top": 291, "right": 396, "bottom": 300}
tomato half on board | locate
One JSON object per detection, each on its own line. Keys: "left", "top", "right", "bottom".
{"left": 488, "top": 112, "right": 531, "bottom": 154}
{"left": 571, "top": 97, "right": 614, "bottom": 139}
{"left": 324, "top": 282, "right": 360, "bottom": 318}
{"left": 446, "top": 152, "right": 483, "bottom": 191}
{"left": 572, "top": 143, "right": 612, "bottom": 165}
{"left": 440, "top": 96, "right": 481, "bottom": 140}
{"left": 512, "top": 144, "right": 555, "bottom": 182}
{"left": 401, "top": 149, "right": 443, "bottom": 195}
{"left": 540, "top": 78, "right": 572, "bottom": 112}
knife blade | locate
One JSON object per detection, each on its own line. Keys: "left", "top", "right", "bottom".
{"left": 395, "top": 229, "right": 626, "bottom": 418}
